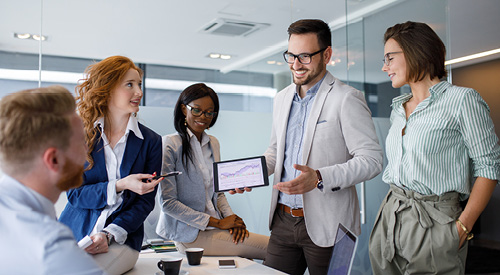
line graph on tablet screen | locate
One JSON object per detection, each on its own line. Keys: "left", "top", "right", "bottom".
{"left": 217, "top": 158, "right": 265, "bottom": 190}
{"left": 221, "top": 163, "right": 260, "bottom": 178}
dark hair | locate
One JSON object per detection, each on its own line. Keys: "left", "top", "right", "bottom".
{"left": 174, "top": 83, "right": 219, "bottom": 168}
{"left": 288, "top": 19, "right": 332, "bottom": 49}
{"left": 384, "top": 21, "right": 447, "bottom": 82}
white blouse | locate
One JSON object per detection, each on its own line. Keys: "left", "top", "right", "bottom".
{"left": 90, "top": 115, "right": 143, "bottom": 244}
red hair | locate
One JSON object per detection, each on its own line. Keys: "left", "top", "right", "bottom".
{"left": 76, "top": 55, "right": 142, "bottom": 169}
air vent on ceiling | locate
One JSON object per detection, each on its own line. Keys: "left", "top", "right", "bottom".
{"left": 200, "top": 18, "right": 270, "bottom": 37}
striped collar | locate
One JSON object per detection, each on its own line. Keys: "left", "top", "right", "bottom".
{"left": 392, "top": 81, "right": 451, "bottom": 106}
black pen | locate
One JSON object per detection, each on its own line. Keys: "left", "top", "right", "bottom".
{"left": 143, "top": 171, "right": 182, "bottom": 182}
{"left": 150, "top": 171, "right": 182, "bottom": 180}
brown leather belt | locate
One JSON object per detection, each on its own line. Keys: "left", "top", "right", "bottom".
{"left": 278, "top": 203, "right": 304, "bottom": 217}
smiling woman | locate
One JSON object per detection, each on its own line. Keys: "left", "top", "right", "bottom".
{"left": 156, "top": 83, "right": 269, "bottom": 260}
{"left": 369, "top": 22, "right": 500, "bottom": 275}
{"left": 107, "top": 68, "right": 143, "bottom": 119}
{"left": 58, "top": 55, "right": 163, "bottom": 274}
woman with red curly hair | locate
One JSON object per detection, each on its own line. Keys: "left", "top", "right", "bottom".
{"left": 60, "top": 55, "right": 162, "bottom": 274}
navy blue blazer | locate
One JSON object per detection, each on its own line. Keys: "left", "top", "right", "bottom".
{"left": 59, "top": 123, "right": 162, "bottom": 251}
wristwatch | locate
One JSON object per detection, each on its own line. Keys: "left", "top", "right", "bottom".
{"left": 315, "top": 170, "right": 324, "bottom": 191}
{"left": 102, "top": 230, "right": 114, "bottom": 246}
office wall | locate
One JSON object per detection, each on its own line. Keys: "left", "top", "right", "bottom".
{"left": 452, "top": 58, "right": 500, "bottom": 138}
{"left": 451, "top": 58, "right": 500, "bottom": 242}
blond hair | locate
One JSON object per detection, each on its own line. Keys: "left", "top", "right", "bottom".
{"left": 0, "top": 85, "right": 76, "bottom": 174}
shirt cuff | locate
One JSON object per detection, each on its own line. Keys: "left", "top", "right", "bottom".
{"left": 107, "top": 179, "right": 122, "bottom": 205}
{"left": 202, "top": 213, "right": 212, "bottom": 231}
{"left": 474, "top": 167, "right": 500, "bottom": 182}
{"left": 104, "top": 224, "right": 128, "bottom": 245}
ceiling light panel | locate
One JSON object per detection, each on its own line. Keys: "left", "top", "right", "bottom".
{"left": 13, "top": 32, "right": 48, "bottom": 41}
{"left": 200, "top": 18, "right": 270, "bottom": 37}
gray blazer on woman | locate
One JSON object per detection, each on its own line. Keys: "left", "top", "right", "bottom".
{"left": 156, "top": 133, "right": 234, "bottom": 243}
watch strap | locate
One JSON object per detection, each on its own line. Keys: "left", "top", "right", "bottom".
{"left": 315, "top": 170, "right": 324, "bottom": 191}
{"left": 102, "top": 230, "right": 114, "bottom": 246}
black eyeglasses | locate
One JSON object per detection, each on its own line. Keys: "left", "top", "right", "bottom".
{"left": 383, "top": 51, "right": 403, "bottom": 66}
{"left": 185, "top": 104, "right": 217, "bottom": 118}
{"left": 283, "top": 48, "right": 327, "bottom": 64}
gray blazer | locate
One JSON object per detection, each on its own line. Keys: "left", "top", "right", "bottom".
{"left": 156, "top": 133, "right": 234, "bottom": 243}
{"left": 264, "top": 72, "right": 383, "bottom": 247}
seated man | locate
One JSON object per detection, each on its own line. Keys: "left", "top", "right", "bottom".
{"left": 0, "top": 86, "right": 105, "bottom": 274}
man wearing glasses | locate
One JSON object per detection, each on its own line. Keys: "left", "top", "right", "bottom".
{"left": 262, "top": 19, "right": 383, "bottom": 274}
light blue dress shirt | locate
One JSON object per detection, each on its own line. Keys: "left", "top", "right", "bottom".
{"left": 278, "top": 75, "right": 325, "bottom": 208}
{"left": 0, "top": 175, "right": 105, "bottom": 275}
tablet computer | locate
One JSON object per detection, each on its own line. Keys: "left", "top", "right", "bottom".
{"left": 327, "top": 223, "right": 358, "bottom": 275}
{"left": 213, "top": 156, "right": 269, "bottom": 192}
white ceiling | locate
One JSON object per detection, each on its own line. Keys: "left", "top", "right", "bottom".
{"left": 1, "top": 0, "right": 499, "bottom": 84}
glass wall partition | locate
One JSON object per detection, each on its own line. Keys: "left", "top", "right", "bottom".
{"left": 143, "top": 64, "right": 274, "bottom": 112}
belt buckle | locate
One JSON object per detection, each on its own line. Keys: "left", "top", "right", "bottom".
{"left": 290, "top": 208, "right": 300, "bottom": 217}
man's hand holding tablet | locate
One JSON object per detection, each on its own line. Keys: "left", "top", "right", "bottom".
{"left": 228, "top": 187, "right": 252, "bottom": 194}
{"left": 213, "top": 156, "right": 269, "bottom": 193}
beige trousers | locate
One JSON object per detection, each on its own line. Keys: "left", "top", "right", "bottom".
{"left": 175, "top": 228, "right": 269, "bottom": 260}
{"left": 369, "top": 185, "right": 468, "bottom": 275}
{"left": 92, "top": 243, "right": 139, "bottom": 275}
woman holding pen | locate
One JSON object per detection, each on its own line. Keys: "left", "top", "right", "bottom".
{"left": 60, "top": 55, "right": 163, "bottom": 274}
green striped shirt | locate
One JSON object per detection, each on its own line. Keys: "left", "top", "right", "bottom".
{"left": 383, "top": 81, "right": 500, "bottom": 196}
